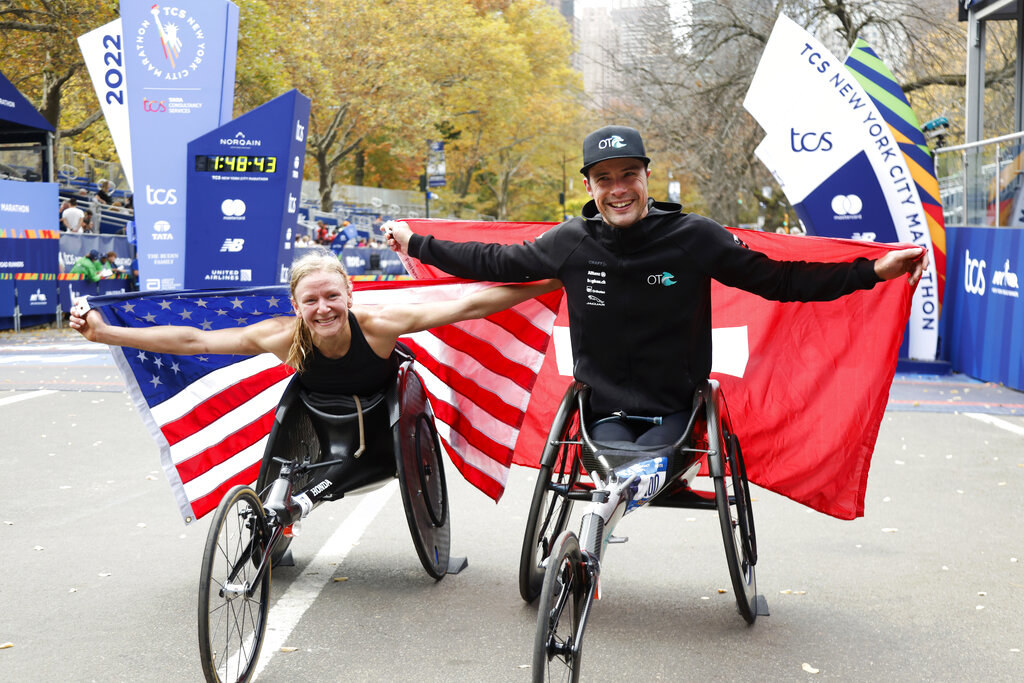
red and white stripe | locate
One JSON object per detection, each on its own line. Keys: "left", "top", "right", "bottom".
{"left": 113, "top": 280, "right": 561, "bottom": 522}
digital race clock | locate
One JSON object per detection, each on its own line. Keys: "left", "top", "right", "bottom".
{"left": 194, "top": 154, "right": 278, "bottom": 174}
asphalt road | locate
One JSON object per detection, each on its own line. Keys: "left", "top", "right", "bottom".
{"left": 0, "top": 327, "right": 1022, "bottom": 682}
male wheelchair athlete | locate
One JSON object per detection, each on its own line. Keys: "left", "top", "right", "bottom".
{"left": 197, "top": 349, "right": 453, "bottom": 683}
{"left": 521, "top": 379, "right": 766, "bottom": 681}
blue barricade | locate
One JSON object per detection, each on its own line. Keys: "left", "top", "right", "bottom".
{"left": 944, "top": 225, "right": 1024, "bottom": 391}
{"left": 0, "top": 277, "right": 15, "bottom": 317}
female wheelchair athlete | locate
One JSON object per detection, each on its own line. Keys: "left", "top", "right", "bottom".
{"left": 197, "top": 350, "right": 451, "bottom": 683}
{"left": 521, "top": 379, "right": 765, "bottom": 681}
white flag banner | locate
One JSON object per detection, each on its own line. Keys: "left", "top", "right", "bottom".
{"left": 743, "top": 14, "right": 938, "bottom": 360}
{"left": 78, "top": 20, "right": 134, "bottom": 190}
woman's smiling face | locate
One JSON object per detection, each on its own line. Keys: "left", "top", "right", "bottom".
{"left": 292, "top": 270, "right": 351, "bottom": 338}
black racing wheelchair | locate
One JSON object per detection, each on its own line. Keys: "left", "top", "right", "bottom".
{"left": 520, "top": 379, "right": 767, "bottom": 681}
{"left": 197, "top": 349, "right": 454, "bottom": 683}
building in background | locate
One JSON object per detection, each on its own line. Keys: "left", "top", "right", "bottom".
{"left": 575, "top": 0, "right": 673, "bottom": 109}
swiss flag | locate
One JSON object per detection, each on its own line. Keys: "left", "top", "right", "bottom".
{"left": 397, "top": 219, "right": 914, "bottom": 520}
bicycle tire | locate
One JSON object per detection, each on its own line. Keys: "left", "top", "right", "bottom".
{"left": 198, "top": 485, "right": 272, "bottom": 683}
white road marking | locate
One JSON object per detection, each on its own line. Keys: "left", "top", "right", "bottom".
{"left": 252, "top": 479, "right": 398, "bottom": 679}
{"left": 0, "top": 389, "right": 57, "bottom": 406}
{"left": 0, "top": 354, "right": 101, "bottom": 364}
{"left": 964, "top": 412, "right": 1024, "bottom": 437}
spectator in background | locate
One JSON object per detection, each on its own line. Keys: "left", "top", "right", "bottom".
{"left": 70, "top": 250, "right": 103, "bottom": 282}
{"left": 99, "top": 251, "right": 124, "bottom": 279}
{"left": 61, "top": 197, "right": 85, "bottom": 233}
{"left": 81, "top": 209, "right": 94, "bottom": 234}
{"left": 129, "top": 257, "right": 139, "bottom": 291}
{"left": 94, "top": 179, "right": 115, "bottom": 206}
{"left": 316, "top": 220, "right": 330, "bottom": 245}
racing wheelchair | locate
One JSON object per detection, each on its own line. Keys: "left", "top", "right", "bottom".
{"left": 197, "top": 349, "right": 454, "bottom": 683}
{"left": 520, "top": 379, "right": 766, "bottom": 681}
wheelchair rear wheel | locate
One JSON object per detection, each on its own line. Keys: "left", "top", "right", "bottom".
{"left": 519, "top": 388, "right": 583, "bottom": 603}
{"left": 533, "top": 530, "right": 586, "bottom": 683}
{"left": 198, "top": 486, "right": 271, "bottom": 683}
{"left": 714, "top": 426, "right": 758, "bottom": 624}
{"left": 395, "top": 368, "right": 450, "bottom": 580}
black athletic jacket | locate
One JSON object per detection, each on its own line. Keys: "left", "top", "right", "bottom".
{"left": 409, "top": 199, "right": 881, "bottom": 416}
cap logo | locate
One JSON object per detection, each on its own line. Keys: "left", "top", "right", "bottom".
{"left": 598, "top": 135, "right": 627, "bottom": 150}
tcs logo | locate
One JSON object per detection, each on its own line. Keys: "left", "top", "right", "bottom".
{"left": 146, "top": 185, "right": 177, "bottom": 205}
{"left": 963, "top": 249, "right": 986, "bottom": 296}
{"left": 790, "top": 128, "right": 833, "bottom": 152}
{"left": 142, "top": 98, "right": 167, "bottom": 113}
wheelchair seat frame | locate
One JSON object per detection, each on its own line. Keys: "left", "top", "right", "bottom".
{"left": 523, "top": 380, "right": 765, "bottom": 682}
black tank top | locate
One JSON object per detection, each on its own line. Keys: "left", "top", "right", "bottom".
{"left": 298, "top": 311, "right": 398, "bottom": 397}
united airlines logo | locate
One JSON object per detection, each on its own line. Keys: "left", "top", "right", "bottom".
{"left": 135, "top": 5, "right": 206, "bottom": 81}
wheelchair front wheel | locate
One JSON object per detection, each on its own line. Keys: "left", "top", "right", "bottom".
{"left": 198, "top": 485, "right": 272, "bottom": 683}
{"left": 532, "top": 530, "right": 586, "bottom": 683}
{"left": 519, "top": 401, "right": 583, "bottom": 603}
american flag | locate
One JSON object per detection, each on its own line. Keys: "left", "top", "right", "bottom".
{"left": 88, "top": 280, "right": 563, "bottom": 523}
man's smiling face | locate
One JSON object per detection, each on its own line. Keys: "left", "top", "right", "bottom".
{"left": 583, "top": 157, "right": 651, "bottom": 229}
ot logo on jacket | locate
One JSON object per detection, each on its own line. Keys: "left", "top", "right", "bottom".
{"left": 647, "top": 272, "right": 677, "bottom": 286}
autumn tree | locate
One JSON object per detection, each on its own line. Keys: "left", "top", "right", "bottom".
{"left": 592, "top": 0, "right": 1007, "bottom": 224}
{"left": 0, "top": 1, "right": 119, "bottom": 160}
{"left": 434, "top": 0, "right": 586, "bottom": 221}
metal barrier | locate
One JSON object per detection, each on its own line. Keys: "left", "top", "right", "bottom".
{"left": 935, "top": 131, "right": 1024, "bottom": 228}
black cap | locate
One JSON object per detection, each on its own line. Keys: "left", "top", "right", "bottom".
{"left": 87, "top": 250, "right": 100, "bottom": 259}
{"left": 580, "top": 125, "right": 650, "bottom": 175}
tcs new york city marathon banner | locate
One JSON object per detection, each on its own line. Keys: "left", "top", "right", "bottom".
{"left": 744, "top": 14, "right": 940, "bottom": 360}
{"left": 119, "top": 0, "right": 239, "bottom": 291}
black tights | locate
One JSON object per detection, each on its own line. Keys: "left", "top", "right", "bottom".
{"left": 587, "top": 411, "right": 690, "bottom": 446}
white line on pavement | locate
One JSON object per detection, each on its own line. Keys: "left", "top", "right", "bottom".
{"left": 0, "top": 389, "right": 57, "bottom": 407}
{"left": 253, "top": 479, "right": 398, "bottom": 680}
{"left": 964, "top": 412, "right": 1024, "bottom": 437}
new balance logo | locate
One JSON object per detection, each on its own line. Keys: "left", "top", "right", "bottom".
{"left": 220, "top": 239, "right": 245, "bottom": 253}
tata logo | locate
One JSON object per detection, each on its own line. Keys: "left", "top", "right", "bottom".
{"left": 220, "top": 238, "right": 245, "bottom": 253}
{"left": 598, "top": 135, "right": 626, "bottom": 150}
{"left": 221, "top": 199, "right": 246, "bottom": 218}
{"left": 146, "top": 185, "right": 177, "bottom": 205}
{"left": 152, "top": 220, "right": 174, "bottom": 241}
{"left": 832, "top": 194, "right": 863, "bottom": 217}
{"left": 647, "top": 272, "right": 677, "bottom": 286}
{"left": 964, "top": 249, "right": 986, "bottom": 296}
{"left": 142, "top": 98, "right": 167, "bottom": 113}
{"left": 790, "top": 128, "right": 833, "bottom": 152}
